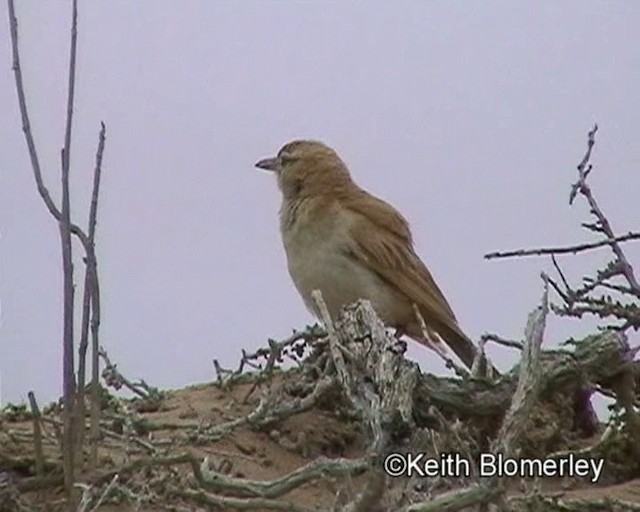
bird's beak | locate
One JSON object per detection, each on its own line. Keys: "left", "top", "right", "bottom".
{"left": 255, "top": 157, "right": 279, "bottom": 172}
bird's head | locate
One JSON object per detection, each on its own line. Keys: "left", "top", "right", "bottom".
{"left": 255, "top": 140, "right": 353, "bottom": 199}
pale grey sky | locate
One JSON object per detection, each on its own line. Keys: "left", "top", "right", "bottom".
{"left": 1, "top": 1, "right": 638, "bottom": 405}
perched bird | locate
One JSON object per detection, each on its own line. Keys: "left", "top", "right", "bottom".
{"left": 255, "top": 140, "right": 482, "bottom": 370}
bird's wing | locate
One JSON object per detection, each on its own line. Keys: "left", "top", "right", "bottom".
{"left": 341, "top": 188, "right": 460, "bottom": 328}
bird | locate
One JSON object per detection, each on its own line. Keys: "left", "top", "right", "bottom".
{"left": 255, "top": 139, "right": 484, "bottom": 371}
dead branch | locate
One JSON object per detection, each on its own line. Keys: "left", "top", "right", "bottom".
{"left": 569, "top": 126, "right": 637, "bottom": 295}
{"left": 4, "top": 294, "right": 640, "bottom": 510}
{"left": 481, "top": 333, "right": 523, "bottom": 350}
{"left": 213, "top": 325, "right": 326, "bottom": 391}
{"left": 87, "top": 451, "right": 362, "bottom": 511}
{"left": 484, "top": 232, "right": 640, "bottom": 260}
{"left": 198, "top": 454, "right": 368, "bottom": 498}
{"left": 313, "top": 291, "right": 420, "bottom": 448}
{"left": 394, "top": 280, "right": 549, "bottom": 512}
{"left": 99, "top": 347, "right": 160, "bottom": 400}
{"left": 7, "top": 1, "right": 107, "bottom": 505}
{"left": 172, "top": 486, "right": 320, "bottom": 512}
{"left": 6, "top": 0, "right": 90, "bottom": 251}
{"left": 26, "top": 392, "right": 44, "bottom": 476}
{"left": 485, "top": 125, "right": 640, "bottom": 332}
{"left": 207, "top": 375, "right": 335, "bottom": 440}
{"left": 59, "top": 0, "right": 80, "bottom": 500}
{"left": 75, "top": 122, "right": 107, "bottom": 471}
{"left": 492, "top": 277, "right": 547, "bottom": 455}
{"left": 312, "top": 291, "right": 420, "bottom": 511}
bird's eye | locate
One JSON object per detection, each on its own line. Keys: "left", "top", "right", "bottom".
{"left": 279, "top": 153, "right": 298, "bottom": 166}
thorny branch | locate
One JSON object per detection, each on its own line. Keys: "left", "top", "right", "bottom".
{"left": 485, "top": 126, "right": 640, "bottom": 328}
{"left": 213, "top": 325, "right": 326, "bottom": 389}
{"left": 484, "top": 232, "right": 640, "bottom": 260}
{"left": 475, "top": 124, "right": 639, "bottom": 510}
{"left": 2, "top": 296, "right": 639, "bottom": 511}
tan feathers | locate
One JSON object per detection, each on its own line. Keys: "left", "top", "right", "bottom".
{"left": 256, "top": 139, "right": 480, "bottom": 369}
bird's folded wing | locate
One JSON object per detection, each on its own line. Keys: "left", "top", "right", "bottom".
{"left": 342, "top": 191, "right": 460, "bottom": 327}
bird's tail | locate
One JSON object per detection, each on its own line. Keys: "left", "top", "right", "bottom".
{"left": 439, "top": 322, "right": 499, "bottom": 376}
{"left": 410, "top": 318, "right": 499, "bottom": 376}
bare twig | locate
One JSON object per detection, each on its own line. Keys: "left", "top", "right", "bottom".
{"left": 198, "top": 454, "right": 368, "bottom": 498}
{"left": 77, "top": 122, "right": 106, "bottom": 471}
{"left": 570, "top": 124, "right": 598, "bottom": 203}
{"left": 485, "top": 124, "right": 639, "bottom": 359}
{"left": 89, "top": 123, "right": 106, "bottom": 469}
{"left": 27, "top": 392, "right": 44, "bottom": 476}
{"left": 480, "top": 333, "right": 523, "bottom": 350}
{"left": 59, "top": 0, "right": 80, "bottom": 501}
{"left": 213, "top": 325, "right": 325, "bottom": 389}
{"left": 172, "top": 487, "right": 319, "bottom": 512}
{"left": 569, "top": 126, "right": 640, "bottom": 297}
{"left": 99, "top": 347, "right": 157, "bottom": 399}
{"left": 484, "top": 232, "right": 640, "bottom": 260}
{"left": 89, "top": 452, "right": 354, "bottom": 511}
{"left": 6, "top": 0, "right": 90, "bottom": 252}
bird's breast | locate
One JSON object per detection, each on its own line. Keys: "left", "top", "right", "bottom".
{"left": 279, "top": 197, "right": 410, "bottom": 324}
{"left": 280, "top": 198, "right": 348, "bottom": 295}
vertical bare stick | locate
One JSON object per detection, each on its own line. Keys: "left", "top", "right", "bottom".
{"left": 58, "top": 1, "right": 80, "bottom": 503}
{"left": 76, "top": 123, "right": 106, "bottom": 469}
{"left": 90, "top": 123, "right": 106, "bottom": 468}
{"left": 8, "top": 0, "right": 92, "bottom": 503}
{"left": 61, "top": 0, "right": 80, "bottom": 500}
{"left": 75, "top": 262, "right": 93, "bottom": 461}
{"left": 6, "top": 0, "right": 89, "bottom": 250}
{"left": 571, "top": 125, "right": 640, "bottom": 294}
{"left": 493, "top": 278, "right": 547, "bottom": 454}
{"left": 27, "top": 391, "right": 45, "bottom": 476}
